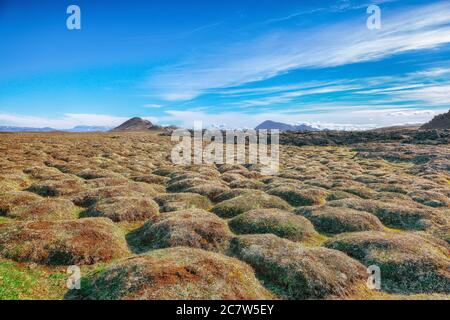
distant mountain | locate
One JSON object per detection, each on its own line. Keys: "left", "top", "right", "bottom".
{"left": 0, "top": 125, "right": 112, "bottom": 132}
{"left": 67, "top": 126, "right": 112, "bottom": 132}
{"left": 0, "top": 126, "right": 56, "bottom": 132}
{"left": 111, "top": 117, "right": 160, "bottom": 132}
{"left": 421, "top": 110, "right": 450, "bottom": 129}
{"left": 255, "top": 120, "right": 318, "bottom": 132}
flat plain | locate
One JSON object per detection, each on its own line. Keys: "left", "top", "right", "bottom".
{"left": 0, "top": 131, "right": 448, "bottom": 300}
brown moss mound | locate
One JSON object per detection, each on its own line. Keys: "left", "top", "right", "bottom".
{"left": 0, "top": 173, "right": 30, "bottom": 192}
{"left": 72, "top": 247, "right": 274, "bottom": 300}
{"left": 166, "top": 172, "right": 228, "bottom": 199}
{"left": 185, "top": 183, "right": 230, "bottom": 200}
{"left": 27, "top": 178, "right": 85, "bottom": 197}
{"left": 132, "top": 174, "right": 169, "bottom": 185}
{"left": 154, "top": 193, "right": 212, "bottom": 212}
{"left": 229, "top": 209, "right": 322, "bottom": 243}
{"left": 135, "top": 209, "right": 232, "bottom": 252}
{"left": 72, "top": 184, "right": 155, "bottom": 207}
{"left": 324, "top": 231, "right": 450, "bottom": 294}
{"left": 7, "top": 198, "right": 78, "bottom": 221}
{"left": 152, "top": 165, "right": 181, "bottom": 177}
{"left": 85, "top": 177, "right": 130, "bottom": 188}
{"left": 212, "top": 193, "right": 291, "bottom": 218}
{"left": 408, "top": 190, "right": 450, "bottom": 208}
{"left": 296, "top": 206, "right": 384, "bottom": 235}
{"left": 267, "top": 185, "right": 328, "bottom": 206}
{"left": 166, "top": 176, "right": 212, "bottom": 191}
{"left": 218, "top": 164, "right": 248, "bottom": 173}
{"left": 0, "top": 191, "right": 42, "bottom": 215}
{"left": 229, "top": 179, "right": 266, "bottom": 190}
{"left": 84, "top": 196, "right": 159, "bottom": 222}
{"left": 230, "top": 234, "right": 366, "bottom": 299}
{"left": 326, "top": 190, "right": 357, "bottom": 201}
{"left": 75, "top": 168, "right": 122, "bottom": 180}
{"left": 0, "top": 218, "right": 129, "bottom": 265}
{"left": 23, "top": 166, "right": 65, "bottom": 180}
{"left": 213, "top": 188, "right": 257, "bottom": 203}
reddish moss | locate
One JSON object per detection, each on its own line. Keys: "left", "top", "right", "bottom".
{"left": 71, "top": 247, "right": 274, "bottom": 300}
{"left": 135, "top": 209, "right": 232, "bottom": 253}
{"left": 84, "top": 196, "right": 159, "bottom": 222}
{"left": 0, "top": 218, "right": 129, "bottom": 265}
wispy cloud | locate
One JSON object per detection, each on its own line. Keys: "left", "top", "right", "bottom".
{"left": 178, "top": 21, "right": 223, "bottom": 38}
{"left": 142, "top": 103, "right": 163, "bottom": 108}
{"left": 145, "top": 2, "right": 450, "bottom": 101}
{"left": 160, "top": 107, "right": 447, "bottom": 130}
{"left": 230, "top": 84, "right": 363, "bottom": 108}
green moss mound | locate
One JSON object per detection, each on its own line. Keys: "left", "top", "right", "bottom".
{"left": 230, "top": 234, "right": 366, "bottom": 299}
{"left": 296, "top": 206, "right": 384, "bottom": 235}
{"left": 229, "top": 208, "right": 322, "bottom": 243}
{"left": 154, "top": 193, "right": 212, "bottom": 212}
{"left": 212, "top": 193, "right": 291, "bottom": 218}
{"left": 267, "top": 185, "right": 328, "bottom": 206}
{"left": 324, "top": 231, "right": 450, "bottom": 294}
{"left": 327, "top": 198, "right": 447, "bottom": 231}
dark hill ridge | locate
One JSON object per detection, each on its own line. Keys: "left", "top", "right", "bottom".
{"left": 281, "top": 128, "right": 450, "bottom": 146}
{"left": 421, "top": 110, "right": 450, "bottom": 129}
{"left": 255, "top": 120, "right": 318, "bottom": 132}
{"left": 111, "top": 117, "right": 159, "bottom": 132}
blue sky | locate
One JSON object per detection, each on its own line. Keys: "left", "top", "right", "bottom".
{"left": 1, "top": 0, "right": 450, "bottom": 129}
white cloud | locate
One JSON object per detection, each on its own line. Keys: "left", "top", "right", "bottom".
{"left": 411, "top": 67, "right": 450, "bottom": 77}
{"left": 146, "top": 2, "right": 450, "bottom": 101}
{"left": 392, "top": 85, "right": 450, "bottom": 105}
{"left": 161, "top": 107, "right": 448, "bottom": 130}
{"left": 0, "top": 113, "right": 158, "bottom": 129}
{"left": 142, "top": 104, "right": 163, "bottom": 108}
{"left": 231, "top": 84, "right": 363, "bottom": 108}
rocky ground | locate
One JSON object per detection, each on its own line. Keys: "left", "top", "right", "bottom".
{"left": 0, "top": 131, "right": 448, "bottom": 300}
